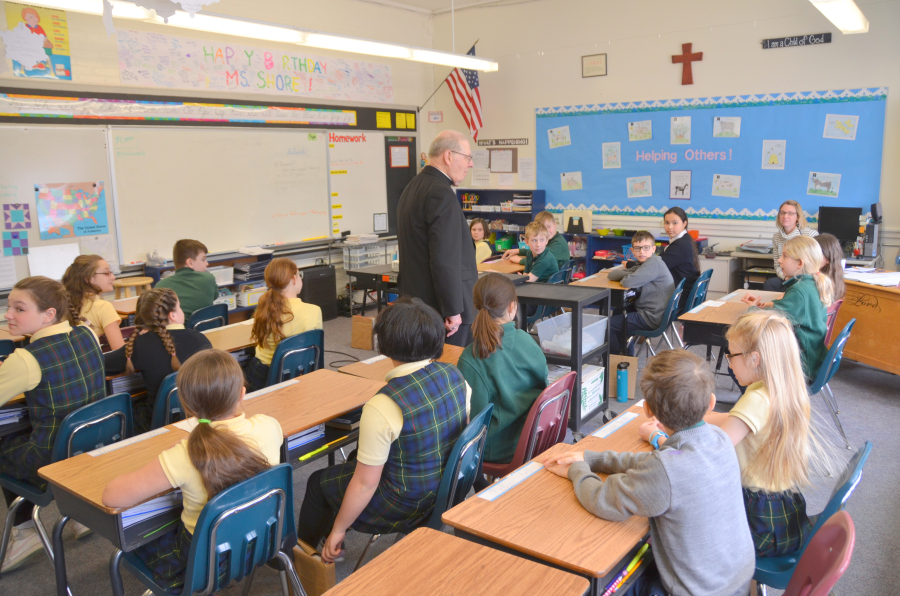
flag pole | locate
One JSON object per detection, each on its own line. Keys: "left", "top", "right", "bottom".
{"left": 417, "top": 39, "right": 480, "bottom": 113}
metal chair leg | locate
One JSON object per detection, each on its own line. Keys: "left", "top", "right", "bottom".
{"left": 52, "top": 516, "right": 74, "bottom": 596}
{"left": 757, "top": 582, "right": 768, "bottom": 596}
{"left": 239, "top": 566, "right": 257, "bottom": 596}
{"left": 662, "top": 332, "right": 674, "bottom": 350}
{"left": 819, "top": 390, "right": 851, "bottom": 449}
{"left": 825, "top": 383, "right": 841, "bottom": 415}
{"left": 278, "top": 570, "right": 290, "bottom": 596}
{"left": 276, "top": 550, "right": 307, "bottom": 596}
{"left": 354, "top": 534, "right": 381, "bottom": 572}
{"left": 109, "top": 549, "right": 126, "bottom": 596}
{"left": 32, "top": 506, "right": 55, "bottom": 566}
{"left": 0, "top": 496, "right": 24, "bottom": 576}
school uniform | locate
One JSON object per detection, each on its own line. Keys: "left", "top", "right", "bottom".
{"left": 607, "top": 255, "right": 675, "bottom": 354}
{"left": 0, "top": 322, "right": 104, "bottom": 524}
{"left": 524, "top": 248, "right": 559, "bottom": 283}
{"left": 244, "top": 298, "right": 323, "bottom": 392}
{"left": 297, "top": 361, "right": 470, "bottom": 545}
{"left": 729, "top": 381, "right": 812, "bottom": 557}
{"left": 474, "top": 240, "right": 492, "bottom": 265}
{"left": 659, "top": 231, "right": 699, "bottom": 311}
{"left": 522, "top": 232, "right": 571, "bottom": 269}
{"left": 78, "top": 294, "right": 121, "bottom": 337}
{"left": 133, "top": 413, "right": 282, "bottom": 594}
{"left": 458, "top": 322, "right": 548, "bottom": 463}
{"left": 155, "top": 268, "right": 218, "bottom": 320}
{"left": 772, "top": 274, "right": 828, "bottom": 380}
{"left": 763, "top": 227, "right": 818, "bottom": 291}
{"left": 104, "top": 324, "right": 212, "bottom": 432}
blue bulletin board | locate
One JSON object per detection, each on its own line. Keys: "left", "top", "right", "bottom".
{"left": 536, "top": 88, "right": 887, "bottom": 222}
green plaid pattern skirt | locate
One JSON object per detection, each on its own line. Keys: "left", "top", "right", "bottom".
{"left": 743, "top": 488, "right": 812, "bottom": 557}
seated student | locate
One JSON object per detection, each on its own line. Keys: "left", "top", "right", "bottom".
{"left": 0, "top": 277, "right": 105, "bottom": 571}
{"left": 62, "top": 254, "right": 124, "bottom": 349}
{"left": 245, "top": 258, "right": 323, "bottom": 392}
{"left": 458, "top": 274, "right": 548, "bottom": 469}
{"left": 660, "top": 207, "right": 700, "bottom": 311}
{"left": 105, "top": 288, "right": 212, "bottom": 433}
{"left": 763, "top": 200, "right": 818, "bottom": 292}
{"left": 541, "top": 350, "right": 754, "bottom": 596}
{"left": 607, "top": 231, "right": 674, "bottom": 355}
{"left": 102, "top": 350, "right": 282, "bottom": 594}
{"left": 155, "top": 239, "right": 218, "bottom": 321}
{"left": 503, "top": 211, "right": 571, "bottom": 268}
{"left": 815, "top": 233, "right": 846, "bottom": 302}
{"left": 742, "top": 235, "right": 831, "bottom": 380}
{"left": 297, "top": 297, "right": 470, "bottom": 563}
{"left": 470, "top": 218, "right": 492, "bottom": 265}
{"left": 520, "top": 221, "right": 559, "bottom": 283}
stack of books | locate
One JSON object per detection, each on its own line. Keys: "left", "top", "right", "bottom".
{"left": 511, "top": 194, "right": 532, "bottom": 212}
{"left": 343, "top": 234, "right": 379, "bottom": 245}
{"left": 740, "top": 239, "right": 773, "bottom": 254}
{"left": 234, "top": 261, "right": 268, "bottom": 282}
{"left": 122, "top": 491, "right": 183, "bottom": 528}
{"left": 287, "top": 424, "right": 325, "bottom": 450}
{"left": 109, "top": 373, "right": 146, "bottom": 395}
{"left": 0, "top": 406, "right": 27, "bottom": 427}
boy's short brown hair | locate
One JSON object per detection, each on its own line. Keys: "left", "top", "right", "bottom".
{"left": 631, "top": 230, "right": 655, "bottom": 246}
{"left": 640, "top": 350, "right": 713, "bottom": 431}
{"left": 173, "top": 239, "right": 208, "bottom": 269}
{"left": 524, "top": 221, "right": 548, "bottom": 239}
{"left": 534, "top": 211, "right": 556, "bottom": 226}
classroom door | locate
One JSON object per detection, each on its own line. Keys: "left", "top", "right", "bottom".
{"left": 384, "top": 136, "right": 418, "bottom": 235}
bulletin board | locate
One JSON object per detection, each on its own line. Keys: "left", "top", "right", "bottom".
{"left": 536, "top": 87, "right": 887, "bottom": 222}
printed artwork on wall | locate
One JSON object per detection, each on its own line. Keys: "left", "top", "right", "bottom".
{"left": 807, "top": 172, "right": 841, "bottom": 197}
{"left": 762, "top": 140, "right": 786, "bottom": 170}
{"left": 35, "top": 182, "right": 109, "bottom": 239}
{"left": 3, "top": 203, "right": 31, "bottom": 229}
{"left": 1, "top": 2, "right": 72, "bottom": 80}
{"left": 3, "top": 231, "right": 28, "bottom": 256}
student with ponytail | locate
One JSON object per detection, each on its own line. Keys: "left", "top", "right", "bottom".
{"left": 245, "top": 258, "right": 322, "bottom": 392}
{"left": 62, "top": 254, "right": 124, "bottom": 349}
{"left": 103, "top": 350, "right": 282, "bottom": 594}
{"left": 105, "top": 288, "right": 212, "bottom": 432}
{"left": 742, "top": 235, "right": 832, "bottom": 380}
{"left": 458, "top": 273, "right": 548, "bottom": 465}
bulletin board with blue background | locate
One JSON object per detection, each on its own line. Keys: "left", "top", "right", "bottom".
{"left": 536, "top": 88, "right": 887, "bottom": 223}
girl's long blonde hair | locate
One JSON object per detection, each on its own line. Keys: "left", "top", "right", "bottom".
{"left": 125, "top": 288, "right": 181, "bottom": 376}
{"left": 783, "top": 236, "right": 833, "bottom": 307}
{"left": 250, "top": 258, "right": 298, "bottom": 349}
{"left": 727, "top": 310, "right": 834, "bottom": 491}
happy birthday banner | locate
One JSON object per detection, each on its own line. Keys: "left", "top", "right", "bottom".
{"left": 116, "top": 29, "right": 394, "bottom": 104}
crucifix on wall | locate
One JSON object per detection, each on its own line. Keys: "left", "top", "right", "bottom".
{"left": 672, "top": 43, "right": 703, "bottom": 85}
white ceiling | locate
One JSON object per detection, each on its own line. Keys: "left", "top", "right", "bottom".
{"left": 371, "top": 0, "right": 502, "bottom": 14}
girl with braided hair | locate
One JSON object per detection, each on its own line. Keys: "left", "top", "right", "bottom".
{"left": 105, "top": 288, "right": 211, "bottom": 432}
{"left": 62, "top": 254, "right": 124, "bottom": 349}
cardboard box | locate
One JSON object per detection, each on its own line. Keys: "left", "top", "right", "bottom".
{"left": 351, "top": 315, "right": 376, "bottom": 351}
{"left": 236, "top": 288, "right": 265, "bottom": 307}
{"left": 546, "top": 364, "right": 605, "bottom": 418}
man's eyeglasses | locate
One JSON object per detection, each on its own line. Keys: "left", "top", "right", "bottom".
{"left": 632, "top": 245, "right": 656, "bottom": 253}
{"left": 450, "top": 150, "right": 474, "bottom": 163}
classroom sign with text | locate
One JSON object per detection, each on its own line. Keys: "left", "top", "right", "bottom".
{"left": 116, "top": 29, "right": 393, "bottom": 104}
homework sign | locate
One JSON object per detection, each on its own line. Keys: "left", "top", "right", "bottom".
{"left": 116, "top": 29, "right": 393, "bottom": 104}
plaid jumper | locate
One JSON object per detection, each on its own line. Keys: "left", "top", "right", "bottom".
{"left": 0, "top": 325, "right": 104, "bottom": 487}
{"left": 319, "top": 361, "right": 467, "bottom": 534}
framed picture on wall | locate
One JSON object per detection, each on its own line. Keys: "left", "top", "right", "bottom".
{"left": 582, "top": 54, "right": 607, "bottom": 78}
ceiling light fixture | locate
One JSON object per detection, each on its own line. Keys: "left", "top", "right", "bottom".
{"left": 809, "top": 0, "right": 869, "bottom": 34}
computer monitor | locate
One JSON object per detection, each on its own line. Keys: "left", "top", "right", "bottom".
{"left": 817, "top": 206, "right": 862, "bottom": 255}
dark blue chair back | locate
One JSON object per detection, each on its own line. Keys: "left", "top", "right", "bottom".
{"left": 266, "top": 329, "right": 325, "bottom": 387}
{"left": 0, "top": 339, "right": 15, "bottom": 362}
{"left": 561, "top": 259, "right": 577, "bottom": 283}
{"left": 151, "top": 372, "right": 184, "bottom": 430}
{"left": 526, "top": 269, "right": 569, "bottom": 326}
{"left": 425, "top": 404, "right": 493, "bottom": 530}
{"left": 681, "top": 268, "right": 713, "bottom": 314}
{"left": 633, "top": 278, "right": 685, "bottom": 339}
{"left": 52, "top": 392, "right": 134, "bottom": 462}
{"left": 809, "top": 319, "right": 856, "bottom": 395}
{"left": 187, "top": 304, "right": 228, "bottom": 332}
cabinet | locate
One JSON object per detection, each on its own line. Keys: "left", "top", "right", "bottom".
{"left": 699, "top": 256, "right": 740, "bottom": 300}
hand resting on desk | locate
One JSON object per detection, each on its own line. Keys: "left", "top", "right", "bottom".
{"left": 537, "top": 450, "right": 584, "bottom": 478}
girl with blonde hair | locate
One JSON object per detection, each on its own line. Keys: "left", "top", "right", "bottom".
{"left": 743, "top": 235, "right": 832, "bottom": 379}
{"left": 763, "top": 200, "right": 818, "bottom": 291}
{"left": 62, "top": 254, "right": 124, "bottom": 349}
{"left": 245, "top": 258, "right": 322, "bottom": 392}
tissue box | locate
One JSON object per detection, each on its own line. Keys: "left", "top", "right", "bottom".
{"left": 237, "top": 288, "right": 266, "bottom": 307}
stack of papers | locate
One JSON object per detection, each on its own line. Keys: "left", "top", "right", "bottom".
{"left": 511, "top": 195, "right": 532, "bottom": 212}
{"left": 234, "top": 261, "right": 268, "bottom": 281}
{"left": 843, "top": 271, "right": 900, "bottom": 287}
{"left": 0, "top": 407, "right": 27, "bottom": 426}
{"left": 740, "top": 239, "right": 773, "bottom": 254}
{"left": 343, "top": 234, "right": 378, "bottom": 245}
{"left": 122, "top": 491, "right": 183, "bottom": 528}
{"left": 287, "top": 424, "right": 325, "bottom": 450}
{"left": 109, "top": 373, "right": 146, "bottom": 395}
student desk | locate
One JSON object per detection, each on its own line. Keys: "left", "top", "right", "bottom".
{"left": 442, "top": 403, "right": 651, "bottom": 596}
{"left": 571, "top": 269, "right": 630, "bottom": 309}
{"left": 111, "top": 297, "right": 138, "bottom": 316}
{"left": 323, "top": 527, "right": 590, "bottom": 596}
{"left": 678, "top": 290, "right": 782, "bottom": 348}
{"left": 479, "top": 270, "right": 528, "bottom": 286}
{"left": 834, "top": 280, "right": 900, "bottom": 375}
{"left": 337, "top": 344, "right": 465, "bottom": 382}
{"left": 39, "top": 369, "right": 385, "bottom": 596}
{"left": 345, "top": 264, "right": 397, "bottom": 313}
{"left": 515, "top": 283, "right": 610, "bottom": 434}
{"left": 478, "top": 259, "right": 525, "bottom": 274}
{"left": 201, "top": 321, "right": 255, "bottom": 352}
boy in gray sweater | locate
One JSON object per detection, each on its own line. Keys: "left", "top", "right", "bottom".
{"left": 607, "top": 230, "right": 674, "bottom": 354}
{"left": 541, "top": 350, "right": 754, "bottom": 596}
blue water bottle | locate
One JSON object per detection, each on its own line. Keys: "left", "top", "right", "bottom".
{"left": 616, "top": 362, "right": 630, "bottom": 403}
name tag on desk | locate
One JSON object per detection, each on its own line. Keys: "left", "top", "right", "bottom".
{"left": 88, "top": 428, "right": 169, "bottom": 457}
{"left": 477, "top": 461, "right": 544, "bottom": 502}
{"left": 361, "top": 355, "right": 388, "bottom": 364}
{"left": 591, "top": 412, "right": 638, "bottom": 439}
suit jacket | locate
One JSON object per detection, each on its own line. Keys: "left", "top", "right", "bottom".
{"left": 397, "top": 166, "right": 477, "bottom": 324}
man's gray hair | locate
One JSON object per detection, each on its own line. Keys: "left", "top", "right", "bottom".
{"left": 428, "top": 130, "right": 468, "bottom": 159}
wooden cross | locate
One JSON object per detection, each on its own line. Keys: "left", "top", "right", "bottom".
{"left": 672, "top": 43, "right": 703, "bottom": 85}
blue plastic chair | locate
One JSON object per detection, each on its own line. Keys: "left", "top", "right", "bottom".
{"left": 526, "top": 268, "right": 569, "bottom": 328}
{"left": 354, "top": 404, "right": 493, "bottom": 571}
{"left": 754, "top": 441, "right": 872, "bottom": 593}
{"left": 186, "top": 304, "right": 228, "bottom": 332}
{"left": 0, "top": 393, "right": 133, "bottom": 583}
{"left": 266, "top": 329, "right": 325, "bottom": 387}
{"left": 0, "top": 339, "right": 15, "bottom": 363}
{"left": 628, "top": 278, "right": 685, "bottom": 357}
{"left": 561, "top": 259, "right": 577, "bottom": 283}
{"left": 111, "top": 463, "right": 305, "bottom": 596}
{"left": 673, "top": 268, "right": 712, "bottom": 348}
{"left": 151, "top": 372, "right": 184, "bottom": 430}
{"left": 808, "top": 319, "right": 856, "bottom": 449}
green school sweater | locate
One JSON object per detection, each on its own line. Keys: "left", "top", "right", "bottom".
{"left": 522, "top": 232, "right": 571, "bottom": 268}
{"left": 524, "top": 247, "right": 559, "bottom": 283}
{"left": 155, "top": 267, "right": 219, "bottom": 320}
{"left": 772, "top": 274, "right": 828, "bottom": 380}
{"left": 458, "top": 322, "right": 548, "bottom": 463}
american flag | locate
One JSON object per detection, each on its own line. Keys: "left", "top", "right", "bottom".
{"left": 446, "top": 45, "right": 483, "bottom": 141}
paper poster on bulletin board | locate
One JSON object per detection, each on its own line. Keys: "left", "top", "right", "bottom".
{"left": 35, "top": 182, "right": 109, "bottom": 239}
{"left": 536, "top": 88, "right": 886, "bottom": 222}
{"left": 2, "top": 2, "right": 72, "bottom": 80}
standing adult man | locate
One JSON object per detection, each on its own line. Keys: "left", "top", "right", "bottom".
{"left": 397, "top": 130, "right": 477, "bottom": 346}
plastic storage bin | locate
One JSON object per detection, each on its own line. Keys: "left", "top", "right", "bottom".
{"left": 208, "top": 265, "right": 234, "bottom": 286}
{"left": 535, "top": 312, "right": 608, "bottom": 356}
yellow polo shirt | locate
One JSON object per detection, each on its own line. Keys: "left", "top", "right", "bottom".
{"left": 254, "top": 298, "right": 323, "bottom": 366}
{"left": 728, "top": 381, "right": 791, "bottom": 492}
{"left": 79, "top": 295, "right": 121, "bottom": 337}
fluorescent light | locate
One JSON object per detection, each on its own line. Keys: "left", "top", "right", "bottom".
{"left": 304, "top": 33, "right": 412, "bottom": 59}
{"left": 165, "top": 12, "right": 303, "bottom": 44}
{"left": 412, "top": 49, "right": 499, "bottom": 72}
{"left": 810, "top": 0, "right": 869, "bottom": 34}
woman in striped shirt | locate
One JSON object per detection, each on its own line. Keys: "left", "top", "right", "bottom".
{"left": 763, "top": 200, "right": 818, "bottom": 291}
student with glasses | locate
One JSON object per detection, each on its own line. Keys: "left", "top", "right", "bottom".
{"left": 62, "top": 254, "right": 125, "bottom": 349}
{"left": 763, "top": 200, "right": 817, "bottom": 292}
{"left": 607, "top": 231, "right": 674, "bottom": 355}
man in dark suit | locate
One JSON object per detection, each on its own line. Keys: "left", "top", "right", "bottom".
{"left": 397, "top": 130, "right": 477, "bottom": 346}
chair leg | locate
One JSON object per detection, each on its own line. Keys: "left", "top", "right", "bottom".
{"left": 52, "top": 516, "right": 74, "bottom": 596}
{"left": 825, "top": 383, "right": 841, "bottom": 415}
{"left": 672, "top": 323, "right": 685, "bottom": 348}
{"left": 662, "top": 332, "right": 674, "bottom": 350}
{"left": 354, "top": 534, "right": 380, "bottom": 572}
{"left": 109, "top": 549, "right": 126, "bottom": 596}
{"left": 275, "top": 550, "right": 307, "bottom": 596}
{"left": 32, "top": 506, "right": 55, "bottom": 566}
{"left": 0, "top": 496, "right": 24, "bottom": 577}
{"left": 239, "top": 565, "right": 257, "bottom": 596}
{"left": 646, "top": 339, "right": 657, "bottom": 357}
{"left": 819, "top": 390, "right": 851, "bottom": 450}
{"left": 757, "top": 582, "right": 768, "bottom": 596}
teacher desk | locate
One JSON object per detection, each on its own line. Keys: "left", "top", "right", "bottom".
{"left": 834, "top": 279, "right": 900, "bottom": 375}
{"left": 338, "top": 344, "right": 464, "bottom": 382}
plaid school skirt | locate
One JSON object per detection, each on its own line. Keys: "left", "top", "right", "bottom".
{"left": 743, "top": 488, "right": 812, "bottom": 558}
{"left": 244, "top": 357, "right": 270, "bottom": 394}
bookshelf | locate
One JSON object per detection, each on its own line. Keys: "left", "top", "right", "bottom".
{"left": 457, "top": 189, "right": 546, "bottom": 252}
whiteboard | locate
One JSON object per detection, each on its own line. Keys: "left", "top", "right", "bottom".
{"left": 111, "top": 126, "right": 331, "bottom": 264}
{"left": 328, "top": 132, "right": 388, "bottom": 236}
{"left": 0, "top": 125, "right": 117, "bottom": 290}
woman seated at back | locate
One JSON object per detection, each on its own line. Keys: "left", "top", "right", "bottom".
{"left": 63, "top": 254, "right": 124, "bottom": 349}
{"left": 458, "top": 273, "right": 547, "bottom": 468}
{"left": 245, "top": 258, "right": 323, "bottom": 392}
{"left": 297, "top": 297, "right": 470, "bottom": 563}
{"left": 660, "top": 207, "right": 700, "bottom": 311}
{"left": 105, "top": 288, "right": 212, "bottom": 432}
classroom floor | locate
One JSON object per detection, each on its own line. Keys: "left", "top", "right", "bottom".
{"left": 1, "top": 312, "right": 896, "bottom": 595}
